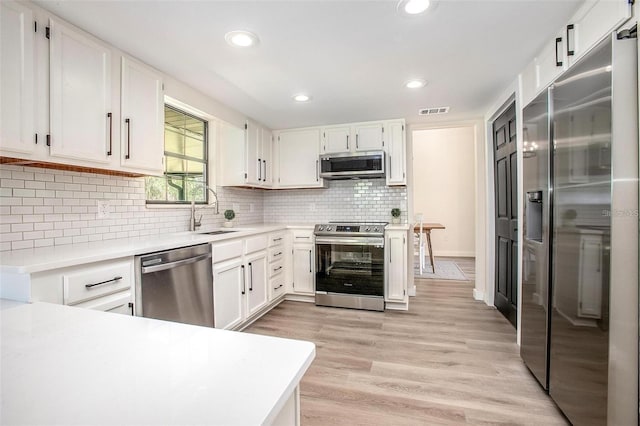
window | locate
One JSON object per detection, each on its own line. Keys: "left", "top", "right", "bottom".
{"left": 146, "top": 105, "right": 208, "bottom": 204}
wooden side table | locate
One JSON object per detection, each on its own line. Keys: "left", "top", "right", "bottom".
{"left": 413, "top": 223, "right": 446, "bottom": 273}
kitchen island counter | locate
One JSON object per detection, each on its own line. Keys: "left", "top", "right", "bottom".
{"left": 1, "top": 301, "right": 315, "bottom": 425}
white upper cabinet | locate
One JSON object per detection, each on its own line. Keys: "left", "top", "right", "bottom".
{"left": 0, "top": 1, "right": 35, "bottom": 156}
{"left": 245, "top": 120, "right": 261, "bottom": 185}
{"left": 566, "top": 0, "right": 631, "bottom": 67}
{"left": 322, "top": 125, "right": 350, "bottom": 154}
{"left": 276, "top": 128, "right": 324, "bottom": 188}
{"left": 219, "top": 120, "right": 273, "bottom": 188}
{"left": 354, "top": 122, "right": 384, "bottom": 151}
{"left": 261, "top": 128, "right": 273, "bottom": 186}
{"left": 120, "top": 57, "right": 163, "bottom": 175}
{"left": 521, "top": 0, "right": 631, "bottom": 106}
{"left": 49, "top": 18, "right": 113, "bottom": 165}
{"left": 385, "top": 120, "right": 406, "bottom": 186}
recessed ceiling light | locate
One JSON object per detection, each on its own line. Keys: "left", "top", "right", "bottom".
{"left": 225, "top": 30, "right": 259, "bottom": 48}
{"left": 405, "top": 79, "right": 427, "bottom": 89}
{"left": 293, "top": 94, "right": 311, "bottom": 102}
{"left": 397, "top": 0, "right": 431, "bottom": 15}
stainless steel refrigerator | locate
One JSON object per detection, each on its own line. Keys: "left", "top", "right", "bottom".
{"left": 521, "top": 32, "right": 638, "bottom": 425}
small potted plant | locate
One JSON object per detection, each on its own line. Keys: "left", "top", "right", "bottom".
{"left": 223, "top": 209, "right": 236, "bottom": 228}
{"left": 391, "top": 208, "right": 401, "bottom": 224}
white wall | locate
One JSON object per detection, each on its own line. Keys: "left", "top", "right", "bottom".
{"left": 412, "top": 126, "right": 476, "bottom": 257}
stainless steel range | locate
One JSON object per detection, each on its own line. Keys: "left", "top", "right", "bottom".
{"left": 314, "top": 222, "right": 386, "bottom": 311}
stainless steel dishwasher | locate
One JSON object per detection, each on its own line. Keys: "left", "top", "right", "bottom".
{"left": 135, "top": 243, "right": 214, "bottom": 327}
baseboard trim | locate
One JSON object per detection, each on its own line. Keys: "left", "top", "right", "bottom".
{"left": 284, "top": 293, "right": 315, "bottom": 303}
{"left": 472, "top": 288, "right": 484, "bottom": 301}
{"left": 434, "top": 251, "right": 476, "bottom": 258}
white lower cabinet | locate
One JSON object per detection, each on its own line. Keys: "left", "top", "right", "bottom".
{"left": 385, "top": 229, "right": 408, "bottom": 308}
{"left": 212, "top": 233, "right": 280, "bottom": 330}
{"left": 292, "top": 243, "right": 315, "bottom": 295}
{"left": 245, "top": 251, "right": 268, "bottom": 317}
{"left": 212, "top": 258, "right": 244, "bottom": 330}
{"left": 23, "top": 258, "right": 135, "bottom": 315}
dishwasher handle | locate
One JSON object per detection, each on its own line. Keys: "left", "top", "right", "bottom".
{"left": 141, "top": 253, "right": 212, "bottom": 274}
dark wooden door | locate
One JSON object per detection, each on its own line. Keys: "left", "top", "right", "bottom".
{"left": 493, "top": 103, "right": 518, "bottom": 327}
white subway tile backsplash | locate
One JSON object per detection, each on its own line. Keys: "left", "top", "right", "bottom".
{"left": 1, "top": 165, "right": 406, "bottom": 252}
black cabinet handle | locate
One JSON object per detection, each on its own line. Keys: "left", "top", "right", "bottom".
{"left": 263, "top": 159, "right": 266, "bottom": 182}
{"left": 107, "top": 112, "right": 113, "bottom": 156}
{"left": 257, "top": 158, "right": 261, "bottom": 181}
{"left": 85, "top": 276, "right": 122, "bottom": 288}
{"left": 555, "top": 37, "right": 563, "bottom": 67}
{"left": 248, "top": 262, "right": 253, "bottom": 291}
{"left": 346, "top": 134, "right": 349, "bottom": 150}
{"left": 241, "top": 265, "right": 246, "bottom": 295}
{"left": 128, "top": 302, "right": 134, "bottom": 316}
{"left": 274, "top": 284, "right": 283, "bottom": 290}
{"left": 125, "top": 118, "right": 131, "bottom": 159}
{"left": 274, "top": 266, "right": 283, "bottom": 272}
{"left": 316, "top": 160, "right": 319, "bottom": 181}
{"left": 309, "top": 250, "right": 312, "bottom": 273}
{"left": 566, "top": 24, "right": 575, "bottom": 56}
{"left": 356, "top": 134, "right": 359, "bottom": 149}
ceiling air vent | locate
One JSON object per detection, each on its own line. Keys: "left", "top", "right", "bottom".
{"left": 419, "top": 106, "right": 450, "bottom": 116}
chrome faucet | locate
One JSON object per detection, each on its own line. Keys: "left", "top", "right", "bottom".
{"left": 190, "top": 201, "right": 202, "bottom": 231}
{"left": 206, "top": 187, "right": 220, "bottom": 215}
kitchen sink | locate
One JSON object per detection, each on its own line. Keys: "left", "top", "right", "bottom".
{"left": 200, "top": 230, "right": 238, "bottom": 235}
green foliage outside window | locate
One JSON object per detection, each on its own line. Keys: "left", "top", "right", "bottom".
{"left": 146, "top": 105, "right": 208, "bottom": 204}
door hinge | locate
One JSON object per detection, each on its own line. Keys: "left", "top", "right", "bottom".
{"left": 34, "top": 134, "right": 38, "bottom": 145}
{"left": 402, "top": 125, "right": 405, "bottom": 131}
{"left": 244, "top": 123, "right": 248, "bottom": 130}
{"left": 403, "top": 172, "right": 405, "bottom": 178}
{"left": 46, "top": 134, "right": 51, "bottom": 146}
{"left": 617, "top": 24, "right": 637, "bottom": 39}
{"left": 244, "top": 172, "right": 247, "bottom": 179}
{"left": 45, "top": 26, "right": 50, "bottom": 39}
{"left": 382, "top": 127, "right": 384, "bottom": 133}
{"left": 34, "top": 21, "right": 37, "bottom": 33}
{"left": 162, "top": 83, "right": 165, "bottom": 91}
{"left": 278, "top": 177, "right": 281, "bottom": 183}
{"left": 323, "top": 132, "right": 326, "bottom": 138}
{"left": 403, "top": 289, "right": 406, "bottom": 296}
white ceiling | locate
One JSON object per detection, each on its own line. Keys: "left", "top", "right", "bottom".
{"left": 35, "top": 0, "right": 582, "bottom": 129}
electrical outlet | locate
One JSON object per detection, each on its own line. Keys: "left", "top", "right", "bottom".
{"left": 97, "top": 200, "right": 110, "bottom": 219}
{"left": 232, "top": 203, "right": 240, "bottom": 212}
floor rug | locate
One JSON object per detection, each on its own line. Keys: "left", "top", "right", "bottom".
{"left": 414, "top": 259, "right": 468, "bottom": 281}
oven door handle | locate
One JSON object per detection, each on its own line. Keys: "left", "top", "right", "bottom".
{"left": 315, "top": 237, "right": 384, "bottom": 246}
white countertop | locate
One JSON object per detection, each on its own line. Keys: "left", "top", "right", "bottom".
{"left": 0, "top": 224, "right": 293, "bottom": 274}
{"left": 1, "top": 302, "right": 315, "bottom": 425}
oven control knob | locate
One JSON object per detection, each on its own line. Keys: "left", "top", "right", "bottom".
{"left": 327, "top": 226, "right": 333, "bottom": 231}
{"left": 365, "top": 227, "right": 371, "bottom": 232}
{"left": 318, "top": 226, "right": 324, "bottom": 231}
{"left": 374, "top": 227, "right": 380, "bottom": 232}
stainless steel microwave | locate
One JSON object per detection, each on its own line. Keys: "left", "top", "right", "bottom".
{"left": 318, "top": 151, "right": 385, "bottom": 180}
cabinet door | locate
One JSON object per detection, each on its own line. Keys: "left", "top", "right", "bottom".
{"left": 120, "top": 57, "right": 163, "bottom": 174}
{"left": 49, "top": 19, "right": 112, "bottom": 165}
{"left": 322, "top": 126, "right": 350, "bottom": 153}
{"left": 246, "top": 252, "right": 268, "bottom": 317}
{"left": 386, "top": 231, "right": 407, "bottom": 302}
{"left": 245, "top": 121, "right": 261, "bottom": 185}
{"left": 0, "top": 1, "right": 34, "bottom": 156}
{"left": 261, "top": 128, "right": 273, "bottom": 186}
{"left": 578, "top": 235, "right": 603, "bottom": 319}
{"left": 567, "top": 0, "right": 631, "bottom": 66}
{"left": 385, "top": 121, "right": 406, "bottom": 185}
{"left": 277, "top": 129, "right": 322, "bottom": 188}
{"left": 354, "top": 122, "right": 383, "bottom": 151}
{"left": 292, "top": 244, "right": 314, "bottom": 294}
{"left": 536, "top": 32, "right": 565, "bottom": 91}
{"left": 213, "top": 259, "right": 244, "bottom": 330}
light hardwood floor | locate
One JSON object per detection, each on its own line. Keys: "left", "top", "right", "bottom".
{"left": 246, "top": 258, "right": 567, "bottom": 425}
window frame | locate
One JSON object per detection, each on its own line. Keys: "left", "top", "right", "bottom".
{"left": 146, "top": 103, "right": 210, "bottom": 206}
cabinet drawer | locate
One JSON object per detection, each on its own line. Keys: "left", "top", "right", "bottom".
{"left": 212, "top": 240, "right": 243, "bottom": 263}
{"left": 270, "top": 260, "right": 284, "bottom": 277}
{"left": 63, "top": 261, "right": 132, "bottom": 305}
{"left": 269, "top": 232, "right": 286, "bottom": 247}
{"left": 292, "top": 229, "right": 314, "bottom": 242}
{"left": 269, "top": 246, "right": 285, "bottom": 263}
{"left": 245, "top": 235, "right": 268, "bottom": 254}
{"left": 270, "top": 276, "right": 285, "bottom": 300}
{"left": 74, "top": 290, "right": 132, "bottom": 315}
